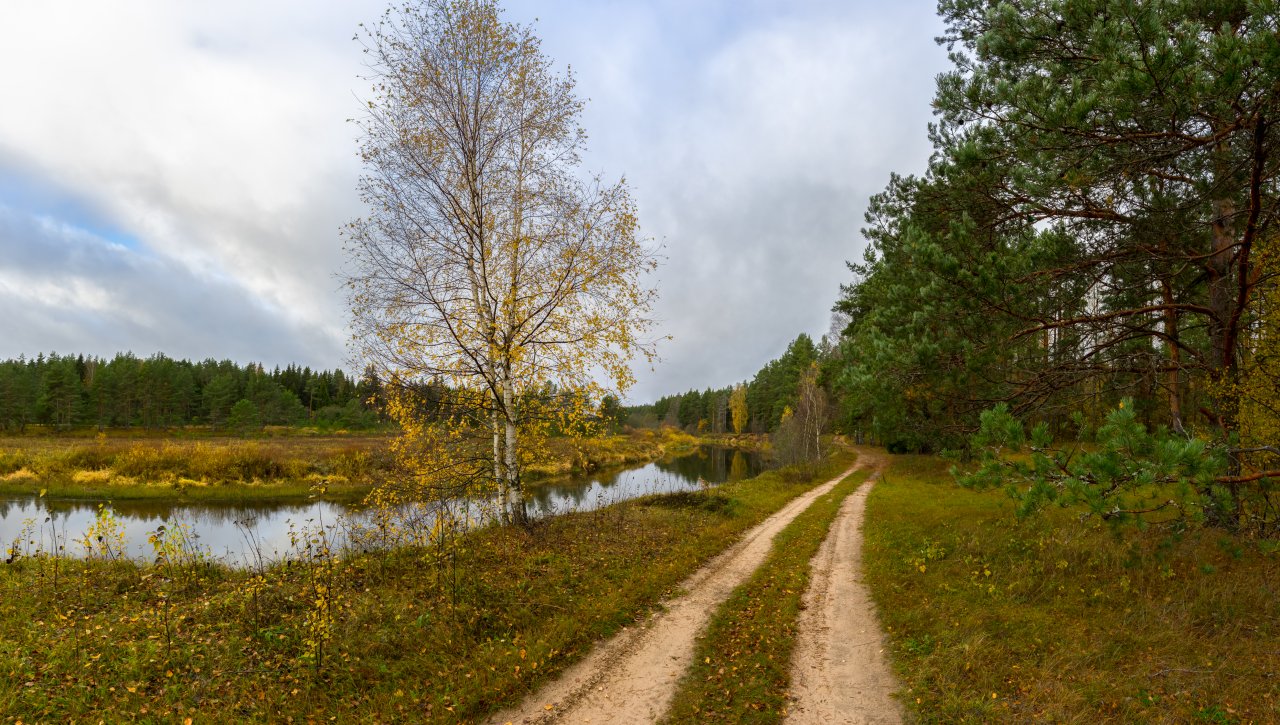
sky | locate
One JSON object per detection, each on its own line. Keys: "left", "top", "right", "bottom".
{"left": 0, "top": 0, "right": 950, "bottom": 403}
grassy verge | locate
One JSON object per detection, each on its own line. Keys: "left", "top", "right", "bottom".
{"left": 0, "top": 448, "right": 855, "bottom": 722}
{"left": 663, "top": 468, "right": 869, "bottom": 723}
{"left": 863, "top": 454, "right": 1280, "bottom": 723}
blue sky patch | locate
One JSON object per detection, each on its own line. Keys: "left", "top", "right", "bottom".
{"left": 0, "top": 170, "right": 143, "bottom": 251}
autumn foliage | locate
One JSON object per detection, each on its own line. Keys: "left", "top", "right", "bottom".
{"left": 345, "top": 0, "right": 657, "bottom": 521}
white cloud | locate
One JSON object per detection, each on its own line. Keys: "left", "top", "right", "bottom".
{"left": 0, "top": 1, "right": 376, "bottom": 342}
{"left": 539, "top": 1, "right": 950, "bottom": 399}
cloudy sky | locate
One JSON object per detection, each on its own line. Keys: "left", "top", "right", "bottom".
{"left": 0, "top": 1, "right": 949, "bottom": 403}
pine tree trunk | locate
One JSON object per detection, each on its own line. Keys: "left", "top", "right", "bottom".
{"left": 1206, "top": 156, "right": 1242, "bottom": 529}
{"left": 1159, "top": 265, "right": 1184, "bottom": 434}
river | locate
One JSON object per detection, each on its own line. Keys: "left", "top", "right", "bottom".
{"left": 0, "top": 445, "right": 766, "bottom": 564}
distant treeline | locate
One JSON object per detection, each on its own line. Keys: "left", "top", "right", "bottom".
{"left": 0, "top": 352, "right": 385, "bottom": 432}
{"left": 628, "top": 333, "right": 835, "bottom": 435}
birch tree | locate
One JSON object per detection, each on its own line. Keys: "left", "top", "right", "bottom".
{"left": 345, "top": 0, "right": 657, "bottom": 523}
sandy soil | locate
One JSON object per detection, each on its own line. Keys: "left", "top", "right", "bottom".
{"left": 786, "top": 449, "right": 901, "bottom": 724}
{"left": 486, "top": 460, "right": 867, "bottom": 725}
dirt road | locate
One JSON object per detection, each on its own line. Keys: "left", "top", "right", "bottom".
{"left": 486, "top": 459, "right": 868, "bottom": 725}
{"left": 786, "top": 451, "right": 900, "bottom": 724}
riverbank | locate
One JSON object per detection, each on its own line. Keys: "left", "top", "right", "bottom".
{"left": 0, "top": 429, "right": 701, "bottom": 502}
{"left": 0, "top": 446, "right": 855, "bottom": 722}
{"left": 522, "top": 428, "right": 700, "bottom": 481}
{"left": 692, "top": 431, "right": 772, "bottom": 452}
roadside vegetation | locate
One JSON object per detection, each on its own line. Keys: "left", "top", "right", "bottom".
{"left": 863, "top": 454, "right": 1279, "bottom": 723}
{"left": 664, "top": 468, "right": 869, "bottom": 723}
{"left": 0, "top": 448, "right": 853, "bottom": 722}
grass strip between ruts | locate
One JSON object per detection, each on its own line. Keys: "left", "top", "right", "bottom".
{"left": 662, "top": 468, "right": 870, "bottom": 723}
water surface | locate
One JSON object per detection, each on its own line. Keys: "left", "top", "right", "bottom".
{"left": 0, "top": 445, "right": 766, "bottom": 564}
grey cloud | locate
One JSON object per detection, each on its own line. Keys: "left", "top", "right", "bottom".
{"left": 0, "top": 204, "right": 342, "bottom": 368}
{"left": 554, "top": 2, "right": 951, "bottom": 400}
{"left": 0, "top": 0, "right": 376, "bottom": 353}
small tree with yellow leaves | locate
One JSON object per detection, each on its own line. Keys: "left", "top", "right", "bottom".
{"left": 729, "top": 384, "right": 748, "bottom": 435}
{"left": 346, "top": 0, "right": 658, "bottom": 524}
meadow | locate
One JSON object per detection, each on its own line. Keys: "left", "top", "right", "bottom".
{"left": 8, "top": 437, "right": 1270, "bottom": 723}
{"left": 0, "top": 433, "right": 392, "bottom": 502}
{"left": 863, "top": 454, "right": 1279, "bottom": 723}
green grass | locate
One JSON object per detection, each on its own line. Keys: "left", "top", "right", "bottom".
{"left": 663, "top": 468, "right": 869, "bottom": 723}
{"left": 0, "top": 448, "right": 856, "bottom": 722}
{"left": 863, "top": 453, "right": 1280, "bottom": 723}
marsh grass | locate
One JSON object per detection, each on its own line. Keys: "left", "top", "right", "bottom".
{"left": 863, "top": 454, "right": 1280, "bottom": 723}
{"left": 0, "top": 436, "right": 391, "bottom": 501}
{"left": 0, "top": 430, "right": 687, "bottom": 502}
{"left": 522, "top": 428, "right": 697, "bottom": 479}
{"left": 0, "top": 447, "right": 855, "bottom": 722}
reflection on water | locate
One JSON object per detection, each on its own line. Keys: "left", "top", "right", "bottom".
{"left": 0, "top": 496, "right": 349, "bottom": 565}
{"left": 523, "top": 445, "right": 765, "bottom": 514}
{"left": 0, "top": 445, "right": 766, "bottom": 564}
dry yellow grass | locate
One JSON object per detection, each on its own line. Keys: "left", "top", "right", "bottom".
{"left": 70, "top": 470, "right": 113, "bottom": 485}
{"left": 1, "top": 468, "right": 37, "bottom": 483}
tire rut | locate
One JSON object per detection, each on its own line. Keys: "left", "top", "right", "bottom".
{"left": 786, "top": 450, "right": 900, "bottom": 724}
{"left": 486, "top": 460, "right": 868, "bottom": 725}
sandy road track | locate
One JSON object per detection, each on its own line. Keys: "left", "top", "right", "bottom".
{"left": 786, "top": 450, "right": 900, "bottom": 724}
{"left": 486, "top": 460, "right": 868, "bottom": 725}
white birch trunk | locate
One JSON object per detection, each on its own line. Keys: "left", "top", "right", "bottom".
{"left": 502, "top": 370, "right": 523, "bottom": 524}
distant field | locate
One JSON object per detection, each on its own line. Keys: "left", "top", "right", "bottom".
{"left": 0, "top": 429, "right": 694, "bottom": 502}
{"left": 0, "top": 434, "right": 393, "bottom": 501}
{"left": 0, "top": 424, "right": 390, "bottom": 439}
